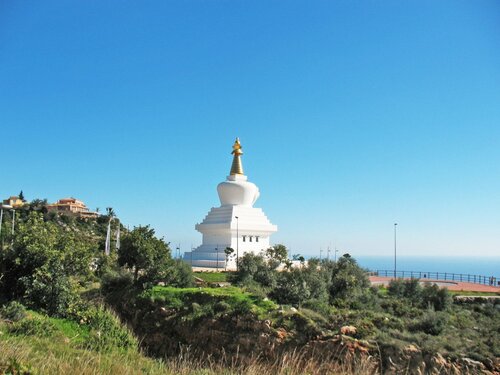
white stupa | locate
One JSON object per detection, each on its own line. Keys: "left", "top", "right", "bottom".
{"left": 183, "top": 138, "right": 278, "bottom": 269}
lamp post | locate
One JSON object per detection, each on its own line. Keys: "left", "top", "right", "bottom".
{"left": 319, "top": 247, "right": 323, "bottom": 261}
{"left": 235, "top": 216, "right": 239, "bottom": 271}
{"left": 334, "top": 247, "right": 339, "bottom": 262}
{"left": 0, "top": 205, "right": 13, "bottom": 250}
{"left": 394, "top": 223, "right": 398, "bottom": 278}
{"left": 216, "top": 245, "right": 219, "bottom": 271}
{"left": 0, "top": 207, "right": 4, "bottom": 239}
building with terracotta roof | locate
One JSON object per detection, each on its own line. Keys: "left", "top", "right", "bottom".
{"left": 2, "top": 196, "right": 24, "bottom": 208}
{"left": 47, "top": 198, "right": 99, "bottom": 218}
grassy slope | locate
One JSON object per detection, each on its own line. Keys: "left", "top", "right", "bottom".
{"left": 0, "top": 309, "right": 369, "bottom": 375}
{"left": 193, "top": 272, "right": 230, "bottom": 283}
{"left": 0, "top": 312, "right": 168, "bottom": 375}
{"left": 141, "top": 286, "right": 277, "bottom": 318}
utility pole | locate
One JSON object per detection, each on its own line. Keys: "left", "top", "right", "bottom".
{"left": 216, "top": 245, "right": 219, "bottom": 271}
{"left": 394, "top": 223, "right": 398, "bottom": 279}
{"left": 0, "top": 208, "right": 4, "bottom": 239}
{"left": 11, "top": 209, "right": 15, "bottom": 248}
{"left": 235, "top": 216, "right": 239, "bottom": 271}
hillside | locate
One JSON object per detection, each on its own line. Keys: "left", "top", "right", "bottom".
{"left": 0, "top": 201, "right": 498, "bottom": 374}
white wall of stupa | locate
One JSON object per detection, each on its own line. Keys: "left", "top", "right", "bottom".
{"left": 183, "top": 138, "right": 277, "bottom": 269}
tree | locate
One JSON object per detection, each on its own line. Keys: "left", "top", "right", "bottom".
{"left": 270, "top": 269, "right": 311, "bottom": 306}
{"left": 106, "top": 207, "right": 115, "bottom": 217}
{"left": 19, "top": 190, "right": 25, "bottom": 202}
{"left": 0, "top": 212, "right": 92, "bottom": 315}
{"left": 232, "top": 253, "right": 277, "bottom": 288}
{"left": 117, "top": 225, "right": 171, "bottom": 283}
{"left": 265, "top": 244, "right": 288, "bottom": 269}
{"left": 224, "top": 247, "right": 235, "bottom": 271}
{"left": 329, "top": 254, "right": 370, "bottom": 306}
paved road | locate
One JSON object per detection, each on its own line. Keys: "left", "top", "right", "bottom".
{"left": 370, "top": 276, "right": 500, "bottom": 293}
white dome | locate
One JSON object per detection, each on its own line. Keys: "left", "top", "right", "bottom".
{"left": 217, "top": 174, "right": 260, "bottom": 207}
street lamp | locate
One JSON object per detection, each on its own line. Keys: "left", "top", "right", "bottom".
{"left": 334, "top": 247, "right": 339, "bottom": 262}
{"left": 0, "top": 205, "right": 15, "bottom": 249}
{"left": 394, "top": 223, "right": 398, "bottom": 278}
{"left": 235, "top": 216, "right": 239, "bottom": 271}
{"left": 216, "top": 245, "right": 219, "bottom": 271}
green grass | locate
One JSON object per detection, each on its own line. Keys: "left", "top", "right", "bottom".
{"left": 449, "top": 290, "right": 500, "bottom": 296}
{"left": 193, "top": 271, "right": 230, "bottom": 283}
{"left": 142, "top": 286, "right": 277, "bottom": 317}
{"left": 0, "top": 309, "right": 371, "bottom": 375}
{"left": 0, "top": 311, "right": 167, "bottom": 375}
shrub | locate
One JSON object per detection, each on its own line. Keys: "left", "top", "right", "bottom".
{"left": 421, "top": 284, "right": 452, "bottom": 311}
{"left": 19, "top": 260, "right": 79, "bottom": 317}
{"left": 410, "top": 309, "right": 447, "bottom": 335}
{"left": 0, "top": 301, "right": 27, "bottom": 322}
{"left": 270, "top": 270, "right": 311, "bottom": 306}
{"left": 163, "top": 259, "right": 195, "bottom": 288}
{"left": 232, "top": 253, "right": 277, "bottom": 288}
{"left": 10, "top": 317, "right": 56, "bottom": 337}
{"left": 329, "top": 254, "right": 370, "bottom": 307}
{"left": 85, "top": 305, "right": 137, "bottom": 352}
{"left": 101, "top": 269, "right": 134, "bottom": 295}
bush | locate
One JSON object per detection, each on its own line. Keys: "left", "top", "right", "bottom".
{"left": 85, "top": 305, "right": 137, "bottom": 352}
{"left": 101, "top": 269, "right": 134, "bottom": 295}
{"left": 10, "top": 317, "right": 56, "bottom": 337}
{"left": 163, "top": 259, "right": 195, "bottom": 288}
{"left": 388, "top": 278, "right": 423, "bottom": 306}
{"left": 0, "top": 301, "right": 27, "bottom": 322}
{"left": 421, "top": 284, "right": 452, "bottom": 311}
{"left": 329, "top": 255, "right": 370, "bottom": 307}
{"left": 19, "top": 260, "right": 79, "bottom": 317}
{"left": 232, "top": 253, "right": 277, "bottom": 288}
{"left": 410, "top": 309, "right": 447, "bottom": 335}
{"left": 270, "top": 269, "right": 311, "bottom": 307}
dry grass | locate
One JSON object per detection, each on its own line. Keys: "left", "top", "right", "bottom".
{"left": 0, "top": 336, "right": 377, "bottom": 375}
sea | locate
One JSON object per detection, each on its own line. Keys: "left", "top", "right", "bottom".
{"left": 308, "top": 254, "right": 500, "bottom": 279}
{"left": 313, "top": 256, "right": 500, "bottom": 278}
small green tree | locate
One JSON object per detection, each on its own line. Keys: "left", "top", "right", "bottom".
{"left": 421, "top": 283, "right": 452, "bottom": 311}
{"left": 271, "top": 269, "right": 311, "bottom": 306}
{"left": 224, "top": 247, "right": 235, "bottom": 271}
{"left": 117, "top": 225, "right": 171, "bottom": 283}
{"left": 232, "top": 253, "right": 277, "bottom": 288}
{"left": 329, "top": 254, "right": 370, "bottom": 307}
{"left": 19, "top": 190, "right": 25, "bottom": 202}
{"left": 265, "top": 244, "right": 288, "bottom": 269}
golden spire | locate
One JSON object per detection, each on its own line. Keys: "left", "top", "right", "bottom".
{"left": 230, "top": 138, "right": 244, "bottom": 175}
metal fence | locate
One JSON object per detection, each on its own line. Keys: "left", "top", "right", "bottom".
{"left": 370, "top": 270, "right": 499, "bottom": 287}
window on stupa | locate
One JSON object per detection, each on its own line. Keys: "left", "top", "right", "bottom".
{"left": 243, "top": 236, "right": 246, "bottom": 242}
{"left": 249, "top": 236, "right": 253, "bottom": 242}
{"left": 256, "top": 236, "right": 259, "bottom": 242}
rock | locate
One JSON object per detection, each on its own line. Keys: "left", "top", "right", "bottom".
{"left": 339, "top": 325, "right": 357, "bottom": 336}
{"left": 275, "top": 328, "right": 287, "bottom": 341}
{"left": 404, "top": 344, "right": 420, "bottom": 354}
{"left": 290, "top": 307, "right": 298, "bottom": 312}
{"left": 461, "top": 357, "right": 486, "bottom": 370}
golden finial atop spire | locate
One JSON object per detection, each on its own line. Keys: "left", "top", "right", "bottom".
{"left": 230, "top": 138, "right": 244, "bottom": 175}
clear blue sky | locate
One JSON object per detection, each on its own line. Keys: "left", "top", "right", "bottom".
{"left": 1, "top": 1, "right": 499, "bottom": 257}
